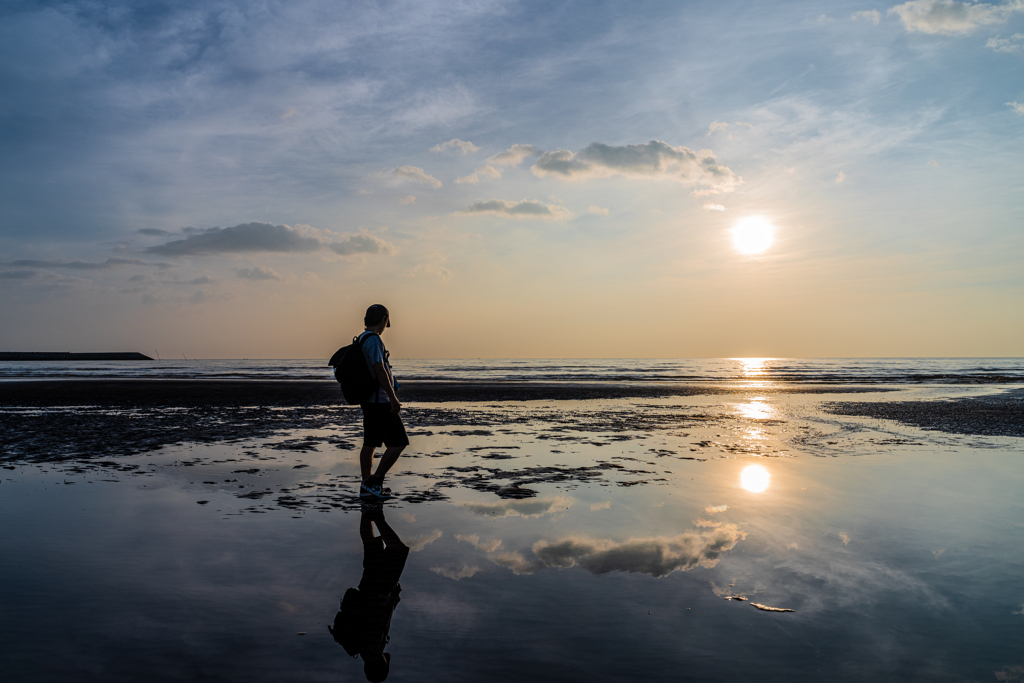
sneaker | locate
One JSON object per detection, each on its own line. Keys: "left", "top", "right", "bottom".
{"left": 360, "top": 481, "right": 393, "bottom": 500}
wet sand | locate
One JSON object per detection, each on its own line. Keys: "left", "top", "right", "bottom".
{"left": 2, "top": 380, "right": 1023, "bottom": 681}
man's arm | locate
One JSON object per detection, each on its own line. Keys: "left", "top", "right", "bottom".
{"left": 373, "top": 362, "right": 401, "bottom": 414}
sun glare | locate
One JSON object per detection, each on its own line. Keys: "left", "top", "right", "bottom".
{"left": 740, "top": 464, "right": 770, "bottom": 493}
{"left": 731, "top": 216, "right": 775, "bottom": 255}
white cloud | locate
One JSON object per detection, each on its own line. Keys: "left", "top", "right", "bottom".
{"left": 454, "top": 165, "right": 501, "bottom": 184}
{"left": 406, "top": 529, "right": 443, "bottom": 552}
{"left": 987, "top": 32, "right": 1024, "bottom": 51}
{"left": 590, "top": 501, "right": 611, "bottom": 511}
{"left": 458, "top": 199, "right": 574, "bottom": 220}
{"left": 400, "top": 195, "right": 416, "bottom": 205}
{"left": 707, "top": 121, "right": 730, "bottom": 136}
{"left": 455, "top": 534, "right": 503, "bottom": 552}
{"left": 818, "top": 14, "right": 837, "bottom": 22}
{"left": 430, "top": 138, "right": 480, "bottom": 154}
{"left": 532, "top": 524, "right": 747, "bottom": 578}
{"left": 280, "top": 107, "right": 298, "bottom": 120}
{"left": 531, "top": 140, "right": 741, "bottom": 196}
{"left": 588, "top": 205, "right": 610, "bottom": 215}
{"left": 703, "top": 203, "right": 725, "bottom": 211}
{"left": 852, "top": 9, "right": 882, "bottom": 24}
{"left": 490, "top": 551, "right": 544, "bottom": 575}
{"left": 329, "top": 231, "right": 397, "bottom": 256}
{"left": 928, "top": 159, "right": 942, "bottom": 167}
{"left": 836, "top": 171, "right": 847, "bottom": 183}
{"left": 705, "top": 504, "right": 728, "bottom": 513}
{"left": 888, "top": 0, "right": 1024, "bottom": 35}
{"left": 234, "top": 266, "right": 281, "bottom": 281}
{"left": 462, "top": 495, "right": 574, "bottom": 518}
{"left": 392, "top": 165, "right": 442, "bottom": 188}
{"left": 1007, "top": 101, "right": 1024, "bottom": 113}
{"left": 408, "top": 262, "right": 452, "bottom": 282}
{"left": 430, "top": 565, "right": 481, "bottom": 580}
{"left": 487, "top": 144, "right": 543, "bottom": 166}
{"left": 839, "top": 532, "right": 851, "bottom": 545}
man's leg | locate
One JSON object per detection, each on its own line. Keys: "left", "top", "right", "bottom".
{"left": 359, "top": 443, "right": 376, "bottom": 481}
{"left": 366, "top": 445, "right": 405, "bottom": 486}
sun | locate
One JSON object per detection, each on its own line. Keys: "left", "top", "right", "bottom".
{"left": 730, "top": 216, "right": 775, "bottom": 255}
{"left": 740, "top": 464, "right": 770, "bottom": 493}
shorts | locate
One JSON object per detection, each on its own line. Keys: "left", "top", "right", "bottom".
{"left": 361, "top": 403, "right": 409, "bottom": 448}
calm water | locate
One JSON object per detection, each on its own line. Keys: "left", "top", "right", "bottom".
{"left": 2, "top": 357, "right": 1024, "bottom": 383}
{"left": 2, "top": 384, "right": 1023, "bottom": 681}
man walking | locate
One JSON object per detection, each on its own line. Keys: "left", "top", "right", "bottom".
{"left": 357, "top": 304, "right": 407, "bottom": 500}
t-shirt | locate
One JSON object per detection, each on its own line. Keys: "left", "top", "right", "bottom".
{"left": 359, "top": 331, "right": 397, "bottom": 403}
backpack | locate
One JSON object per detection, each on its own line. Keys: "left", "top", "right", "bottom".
{"left": 328, "top": 333, "right": 379, "bottom": 404}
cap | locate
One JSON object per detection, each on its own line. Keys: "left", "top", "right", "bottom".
{"left": 365, "top": 304, "right": 391, "bottom": 327}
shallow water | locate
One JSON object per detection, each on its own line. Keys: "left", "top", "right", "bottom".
{"left": 2, "top": 387, "right": 1023, "bottom": 682}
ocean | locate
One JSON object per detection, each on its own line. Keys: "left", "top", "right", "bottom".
{"left": 2, "top": 356, "right": 1023, "bottom": 384}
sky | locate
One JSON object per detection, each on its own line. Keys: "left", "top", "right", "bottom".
{"left": 1, "top": 0, "right": 1022, "bottom": 359}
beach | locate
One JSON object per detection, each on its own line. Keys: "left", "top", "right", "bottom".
{"left": 2, "top": 371, "right": 1023, "bottom": 681}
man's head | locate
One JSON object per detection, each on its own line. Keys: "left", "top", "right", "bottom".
{"left": 363, "top": 652, "right": 390, "bottom": 682}
{"left": 364, "top": 304, "right": 390, "bottom": 329}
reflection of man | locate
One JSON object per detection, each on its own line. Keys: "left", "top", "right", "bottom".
{"left": 329, "top": 506, "right": 409, "bottom": 682}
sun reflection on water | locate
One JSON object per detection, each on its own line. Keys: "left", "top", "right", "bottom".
{"left": 736, "top": 399, "right": 774, "bottom": 420}
{"left": 740, "top": 465, "right": 770, "bottom": 493}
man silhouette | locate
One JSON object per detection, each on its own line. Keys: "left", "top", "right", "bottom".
{"left": 356, "top": 304, "right": 407, "bottom": 500}
{"left": 329, "top": 507, "right": 409, "bottom": 682}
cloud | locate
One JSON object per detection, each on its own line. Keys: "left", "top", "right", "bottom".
{"left": 138, "top": 228, "right": 171, "bottom": 236}
{"left": 406, "top": 529, "right": 443, "bottom": 552}
{"left": 392, "top": 166, "right": 442, "bottom": 188}
{"left": 487, "top": 144, "right": 543, "bottom": 166}
{"left": 704, "top": 504, "right": 728, "bottom": 514}
{"left": 430, "top": 565, "right": 481, "bottom": 580}
{"left": 455, "top": 534, "right": 503, "bottom": 552}
{"left": 188, "top": 289, "right": 211, "bottom": 304}
{"left": 693, "top": 518, "right": 721, "bottom": 528}
{"left": 147, "top": 222, "right": 324, "bottom": 256}
{"left": 459, "top": 199, "right": 574, "bottom": 220}
{"left": 454, "top": 166, "right": 501, "bottom": 184}
{"left": 189, "top": 275, "right": 216, "bottom": 285}
{"left": 818, "top": 14, "right": 837, "bottom": 22}
{"left": 532, "top": 524, "right": 747, "bottom": 578}
{"left": 707, "top": 121, "right": 730, "bottom": 135}
{"left": 3, "top": 257, "right": 169, "bottom": 270}
{"left": 146, "top": 222, "right": 396, "bottom": 258}
{"left": 408, "top": 263, "right": 452, "bottom": 282}
{"left": 852, "top": 9, "right": 882, "bottom": 24}
{"left": 590, "top": 501, "right": 611, "bottom": 511}
{"left": 703, "top": 203, "right": 726, "bottom": 211}
{"left": 839, "top": 532, "right": 851, "bottom": 545}
{"left": 928, "top": 159, "right": 942, "bottom": 167}
{"left": 329, "top": 231, "right": 397, "bottom": 255}
{"left": 0, "top": 270, "right": 37, "bottom": 279}
{"left": 988, "top": 33, "right": 1024, "bottom": 52}
{"left": 588, "top": 205, "right": 610, "bottom": 216}
{"left": 490, "top": 551, "right": 545, "bottom": 575}
{"left": 462, "top": 496, "right": 574, "bottom": 518}
{"left": 400, "top": 195, "right": 417, "bottom": 204}
{"left": 531, "top": 140, "right": 741, "bottom": 195}
{"left": 1006, "top": 101, "right": 1024, "bottom": 114}
{"left": 888, "top": 0, "right": 1024, "bottom": 35}
{"left": 836, "top": 171, "right": 847, "bottom": 183}
{"left": 430, "top": 138, "right": 480, "bottom": 154}
{"left": 235, "top": 266, "right": 281, "bottom": 281}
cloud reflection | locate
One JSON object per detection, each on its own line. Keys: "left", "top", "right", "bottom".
{"left": 462, "top": 495, "right": 574, "bottom": 518}
{"left": 531, "top": 525, "right": 746, "bottom": 578}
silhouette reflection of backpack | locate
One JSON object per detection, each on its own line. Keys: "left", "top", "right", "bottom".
{"left": 329, "top": 585, "right": 403, "bottom": 657}
{"left": 328, "top": 334, "right": 379, "bottom": 404}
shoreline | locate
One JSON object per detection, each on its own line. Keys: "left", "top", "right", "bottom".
{"left": 0, "top": 378, "right": 897, "bottom": 407}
